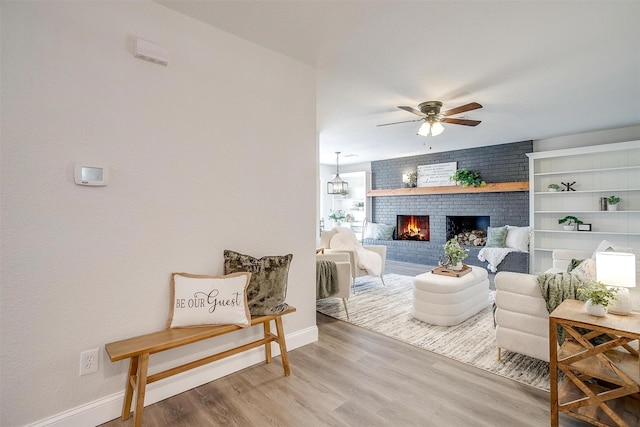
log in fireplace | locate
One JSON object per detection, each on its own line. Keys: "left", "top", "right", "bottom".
{"left": 446, "top": 215, "right": 490, "bottom": 246}
{"left": 396, "top": 215, "right": 430, "bottom": 241}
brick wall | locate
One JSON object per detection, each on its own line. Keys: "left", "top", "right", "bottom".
{"left": 366, "top": 140, "right": 532, "bottom": 267}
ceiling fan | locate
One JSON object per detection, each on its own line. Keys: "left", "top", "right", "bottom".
{"left": 378, "top": 101, "right": 482, "bottom": 136}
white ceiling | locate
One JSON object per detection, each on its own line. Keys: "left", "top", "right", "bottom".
{"left": 155, "top": 1, "right": 640, "bottom": 165}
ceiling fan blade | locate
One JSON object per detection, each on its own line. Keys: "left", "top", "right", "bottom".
{"left": 398, "top": 106, "right": 426, "bottom": 116}
{"left": 377, "top": 118, "right": 424, "bottom": 127}
{"left": 442, "top": 102, "right": 482, "bottom": 117}
{"left": 442, "top": 117, "right": 481, "bottom": 126}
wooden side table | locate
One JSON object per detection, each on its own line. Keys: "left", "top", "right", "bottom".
{"left": 549, "top": 299, "right": 640, "bottom": 427}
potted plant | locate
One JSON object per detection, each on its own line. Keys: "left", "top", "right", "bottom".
{"left": 442, "top": 238, "right": 468, "bottom": 270}
{"left": 607, "top": 195, "right": 621, "bottom": 211}
{"left": 450, "top": 168, "right": 487, "bottom": 188}
{"left": 577, "top": 280, "right": 618, "bottom": 317}
{"left": 548, "top": 183, "right": 560, "bottom": 192}
{"left": 328, "top": 210, "right": 346, "bottom": 226}
{"left": 558, "top": 215, "right": 583, "bottom": 231}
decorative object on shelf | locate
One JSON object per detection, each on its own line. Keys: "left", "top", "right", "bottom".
{"left": 328, "top": 210, "right": 346, "bottom": 226}
{"left": 599, "top": 197, "right": 608, "bottom": 211}
{"left": 595, "top": 251, "right": 636, "bottom": 315}
{"left": 606, "top": 195, "right": 621, "bottom": 211}
{"left": 577, "top": 280, "right": 618, "bottom": 317}
{"left": 560, "top": 181, "right": 576, "bottom": 191}
{"left": 547, "top": 183, "right": 560, "bottom": 192}
{"left": 442, "top": 238, "right": 469, "bottom": 270}
{"left": 450, "top": 168, "right": 487, "bottom": 188}
{"left": 402, "top": 171, "right": 417, "bottom": 188}
{"left": 327, "top": 152, "right": 349, "bottom": 195}
{"left": 577, "top": 223, "right": 591, "bottom": 231}
{"left": 557, "top": 215, "right": 583, "bottom": 231}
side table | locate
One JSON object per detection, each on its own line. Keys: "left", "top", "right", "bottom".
{"left": 549, "top": 299, "right": 640, "bottom": 427}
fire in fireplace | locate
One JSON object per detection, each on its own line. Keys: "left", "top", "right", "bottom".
{"left": 396, "top": 215, "right": 430, "bottom": 241}
{"left": 446, "top": 215, "right": 490, "bottom": 246}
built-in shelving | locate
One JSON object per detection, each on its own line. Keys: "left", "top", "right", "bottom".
{"left": 527, "top": 140, "right": 640, "bottom": 276}
{"left": 367, "top": 181, "right": 528, "bottom": 197}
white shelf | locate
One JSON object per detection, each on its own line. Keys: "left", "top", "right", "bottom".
{"left": 534, "top": 188, "right": 640, "bottom": 194}
{"left": 535, "top": 229, "right": 640, "bottom": 235}
{"left": 534, "top": 165, "right": 640, "bottom": 176}
{"left": 535, "top": 210, "right": 640, "bottom": 213}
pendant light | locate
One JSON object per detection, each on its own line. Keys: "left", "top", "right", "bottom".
{"left": 327, "top": 152, "right": 349, "bottom": 195}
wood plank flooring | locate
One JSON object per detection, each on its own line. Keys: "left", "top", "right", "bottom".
{"left": 100, "top": 261, "right": 586, "bottom": 427}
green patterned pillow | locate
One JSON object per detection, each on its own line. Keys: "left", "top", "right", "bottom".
{"left": 223, "top": 250, "right": 292, "bottom": 315}
{"left": 567, "top": 258, "right": 585, "bottom": 272}
{"left": 486, "top": 226, "right": 508, "bottom": 247}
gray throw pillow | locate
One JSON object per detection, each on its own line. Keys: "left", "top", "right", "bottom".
{"left": 223, "top": 250, "right": 292, "bottom": 315}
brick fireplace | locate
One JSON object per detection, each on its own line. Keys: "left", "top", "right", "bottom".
{"left": 363, "top": 141, "right": 532, "bottom": 268}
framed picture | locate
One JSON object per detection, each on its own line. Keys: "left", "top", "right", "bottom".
{"left": 577, "top": 223, "right": 592, "bottom": 231}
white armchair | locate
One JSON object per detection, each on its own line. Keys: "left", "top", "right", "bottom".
{"left": 319, "top": 228, "right": 387, "bottom": 286}
{"left": 316, "top": 252, "right": 352, "bottom": 318}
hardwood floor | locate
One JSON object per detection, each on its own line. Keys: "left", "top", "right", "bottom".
{"left": 100, "top": 261, "right": 586, "bottom": 426}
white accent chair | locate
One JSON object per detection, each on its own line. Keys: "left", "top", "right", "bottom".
{"left": 316, "top": 251, "right": 352, "bottom": 318}
{"left": 494, "top": 249, "right": 592, "bottom": 362}
{"left": 318, "top": 228, "right": 387, "bottom": 287}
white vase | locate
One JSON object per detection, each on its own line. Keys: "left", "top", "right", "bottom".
{"left": 563, "top": 225, "right": 576, "bottom": 231}
{"left": 585, "top": 299, "right": 607, "bottom": 317}
{"left": 450, "top": 262, "right": 463, "bottom": 271}
{"left": 548, "top": 188, "right": 558, "bottom": 192}
{"left": 608, "top": 204, "right": 618, "bottom": 211}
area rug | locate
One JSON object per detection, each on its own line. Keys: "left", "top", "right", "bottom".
{"left": 316, "top": 273, "right": 551, "bottom": 391}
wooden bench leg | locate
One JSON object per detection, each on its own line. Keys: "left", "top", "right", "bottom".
{"left": 263, "top": 320, "right": 272, "bottom": 364}
{"left": 132, "top": 353, "right": 149, "bottom": 427}
{"left": 274, "top": 316, "right": 291, "bottom": 376}
{"left": 121, "top": 357, "right": 138, "bottom": 420}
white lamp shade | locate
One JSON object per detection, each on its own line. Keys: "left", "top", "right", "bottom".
{"left": 430, "top": 121, "right": 444, "bottom": 136}
{"left": 417, "top": 122, "right": 431, "bottom": 136}
{"left": 596, "top": 252, "right": 636, "bottom": 288}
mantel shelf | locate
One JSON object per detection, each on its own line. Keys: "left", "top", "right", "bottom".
{"left": 367, "top": 181, "right": 529, "bottom": 197}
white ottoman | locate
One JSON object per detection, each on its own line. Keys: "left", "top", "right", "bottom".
{"left": 413, "top": 266, "right": 490, "bottom": 326}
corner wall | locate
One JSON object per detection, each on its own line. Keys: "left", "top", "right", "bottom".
{"left": 0, "top": 2, "right": 317, "bottom": 426}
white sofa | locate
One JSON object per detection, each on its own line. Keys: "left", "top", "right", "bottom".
{"left": 494, "top": 248, "right": 592, "bottom": 362}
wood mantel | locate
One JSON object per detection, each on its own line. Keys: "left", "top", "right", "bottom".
{"left": 366, "top": 181, "right": 529, "bottom": 197}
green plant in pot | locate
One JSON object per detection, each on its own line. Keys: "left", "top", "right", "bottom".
{"left": 558, "top": 215, "right": 583, "bottom": 231}
{"left": 577, "top": 280, "right": 618, "bottom": 317}
{"left": 548, "top": 183, "right": 560, "bottom": 192}
{"left": 607, "top": 195, "right": 621, "bottom": 211}
{"left": 328, "top": 210, "right": 346, "bottom": 225}
{"left": 450, "top": 168, "right": 487, "bottom": 188}
{"left": 442, "top": 238, "right": 468, "bottom": 270}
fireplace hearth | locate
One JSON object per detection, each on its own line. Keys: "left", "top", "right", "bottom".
{"left": 396, "top": 215, "right": 430, "bottom": 241}
{"left": 446, "top": 216, "right": 489, "bottom": 246}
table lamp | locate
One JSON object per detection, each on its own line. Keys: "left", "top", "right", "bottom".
{"left": 595, "top": 252, "right": 636, "bottom": 315}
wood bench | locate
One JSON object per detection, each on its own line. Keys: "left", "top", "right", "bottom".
{"left": 105, "top": 307, "right": 296, "bottom": 427}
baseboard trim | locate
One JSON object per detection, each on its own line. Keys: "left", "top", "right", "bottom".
{"left": 29, "top": 325, "right": 318, "bottom": 427}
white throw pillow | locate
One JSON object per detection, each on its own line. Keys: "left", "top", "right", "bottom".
{"left": 168, "top": 272, "right": 251, "bottom": 328}
{"left": 570, "top": 259, "right": 597, "bottom": 282}
{"left": 363, "top": 222, "right": 380, "bottom": 239}
{"left": 591, "top": 240, "right": 634, "bottom": 258}
{"left": 505, "top": 226, "right": 531, "bottom": 252}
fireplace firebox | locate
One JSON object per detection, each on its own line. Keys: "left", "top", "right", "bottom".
{"left": 446, "top": 216, "right": 490, "bottom": 246}
{"left": 396, "top": 215, "right": 430, "bottom": 241}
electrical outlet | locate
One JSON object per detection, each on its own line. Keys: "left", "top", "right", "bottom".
{"left": 79, "top": 348, "right": 99, "bottom": 376}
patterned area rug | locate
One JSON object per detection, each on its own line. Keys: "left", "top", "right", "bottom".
{"left": 316, "top": 273, "right": 551, "bottom": 391}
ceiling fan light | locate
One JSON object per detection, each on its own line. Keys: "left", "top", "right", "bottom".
{"left": 417, "top": 122, "right": 431, "bottom": 136}
{"left": 431, "top": 121, "right": 444, "bottom": 136}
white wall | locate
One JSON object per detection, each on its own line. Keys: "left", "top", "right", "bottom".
{"left": 0, "top": 1, "right": 317, "bottom": 426}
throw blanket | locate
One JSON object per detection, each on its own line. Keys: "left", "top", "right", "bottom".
{"left": 316, "top": 260, "right": 339, "bottom": 299}
{"left": 537, "top": 272, "right": 587, "bottom": 344}
{"left": 478, "top": 247, "right": 516, "bottom": 272}
{"left": 330, "top": 227, "right": 382, "bottom": 277}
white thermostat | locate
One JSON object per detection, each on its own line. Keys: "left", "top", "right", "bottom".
{"left": 74, "top": 164, "right": 109, "bottom": 186}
